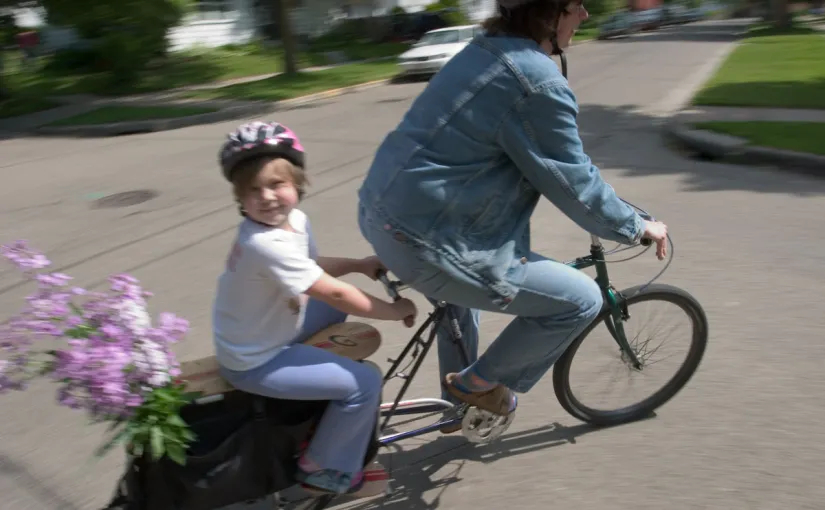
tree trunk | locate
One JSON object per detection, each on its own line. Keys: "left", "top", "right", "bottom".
{"left": 277, "top": 0, "right": 298, "bottom": 75}
{"left": 771, "top": 0, "right": 789, "bottom": 29}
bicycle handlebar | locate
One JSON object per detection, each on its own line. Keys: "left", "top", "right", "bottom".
{"left": 627, "top": 201, "right": 655, "bottom": 247}
{"left": 377, "top": 271, "right": 406, "bottom": 301}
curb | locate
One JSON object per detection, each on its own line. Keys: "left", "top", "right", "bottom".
{"left": 18, "top": 39, "right": 597, "bottom": 138}
{"left": 663, "top": 120, "right": 825, "bottom": 176}
{"left": 34, "top": 102, "right": 268, "bottom": 137}
{"left": 31, "top": 78, "right": 393, "bottom": 137}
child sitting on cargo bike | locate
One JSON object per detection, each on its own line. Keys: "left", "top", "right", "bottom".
{"left": 210, "top": 121, "right": 417, "bottom": 496}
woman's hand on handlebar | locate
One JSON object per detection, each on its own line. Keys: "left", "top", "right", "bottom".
{"left": 642, "top": 220, "right": 668, "bottom": 260}
{"left": 392, "top": 298, "right": 417, "bottom": 328}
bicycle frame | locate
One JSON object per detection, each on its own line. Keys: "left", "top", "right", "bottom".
{"left": 567, "top": 236, "right": 643, "bottom": 369}
{"left": 377, "top": 302, "right": 467, "bottom": 446}
{"left": 374, "top": 234, "right": 643, "bottom": 447}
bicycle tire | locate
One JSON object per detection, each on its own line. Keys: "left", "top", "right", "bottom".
{"left": 552, "top": 283, "right": 709, "bottom": 426}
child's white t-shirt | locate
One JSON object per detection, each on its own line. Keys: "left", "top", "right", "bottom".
{"left": 212, "top": 209, "right": 323, "bottom": 371}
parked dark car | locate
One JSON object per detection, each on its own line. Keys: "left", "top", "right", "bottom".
{"left": 597, "top": 11, "right": 640, "bottom": 40}
{"left": 387, "top": 11, "right": 451, "bottom": 43}
{"left": 635, "top": 7, "right": 666, "bottom": 31}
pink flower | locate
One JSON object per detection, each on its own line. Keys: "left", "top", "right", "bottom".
{"left": 0, "top": 240, "right": 190, "bottom": 421}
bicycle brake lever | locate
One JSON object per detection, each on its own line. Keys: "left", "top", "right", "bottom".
{"left": 376, "top": 271, "right": 401, "bottom": 302}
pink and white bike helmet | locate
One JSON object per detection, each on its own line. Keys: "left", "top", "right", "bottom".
{"left": 218, "top": 121, "right": 306, "bottom": 182}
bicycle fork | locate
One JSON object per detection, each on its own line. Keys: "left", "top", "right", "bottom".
{"left": 590, "top": 237, "right": 644, "bottom": 370}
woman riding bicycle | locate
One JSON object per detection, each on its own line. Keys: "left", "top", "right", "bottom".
{"left": 357, "top": 0, "right": 668, "bottom": 418}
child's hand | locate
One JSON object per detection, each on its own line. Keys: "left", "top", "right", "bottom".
{"left": 358, "top": 255, "right": 387, "bottom": 280}
{"left": 393, "top": 298, "right": 417, "bottom": 327}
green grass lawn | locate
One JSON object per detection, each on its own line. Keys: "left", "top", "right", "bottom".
{"left": 46, "top": 104, "right": 218, "bottom": 127}
{"left": 1, "top": 40, "right": 408, "bottom": 100}
{"left": 692, "top": 24, "right": 825, "bottom": 109}
{"left": 186, "top": 60, "right": 400, "bottom": 102}
{"left": 695, "top": 121, "right": 825, "bottom": 156}
{"left": 307, "top": 40, "right": 410, "bottom": 61}
{"left": 0, "top": 95, "right": 61, "bottom": 119}
{"left": 574, "top": 28, "right": 598, "bottom": 41}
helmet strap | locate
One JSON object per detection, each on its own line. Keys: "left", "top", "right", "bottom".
{"left": 559, "top": 51, "right": 568, "bottom": 78}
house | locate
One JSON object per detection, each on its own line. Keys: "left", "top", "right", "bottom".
{"left": 15, "top": 0, "right": 366, "bottom": 52}
{"left": 15, "top": 1, "right": 265, "bottom": 52}
{"left": 627, "top": 0, "right": 663, "bottom": 10}
{"left": 15, "top": 0, "right": 497, "bottom": 53}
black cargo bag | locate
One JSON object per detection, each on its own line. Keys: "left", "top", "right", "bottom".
{"left": 103, "top": 390, "right": 380, "bottom": 510}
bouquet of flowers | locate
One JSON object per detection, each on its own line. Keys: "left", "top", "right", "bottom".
{"left": 0, "top": 240, "right": 196, "bottom": 465}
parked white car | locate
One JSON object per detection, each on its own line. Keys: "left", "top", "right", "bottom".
{"left": 397, "top": 25, "right": 483, "bottom": 77}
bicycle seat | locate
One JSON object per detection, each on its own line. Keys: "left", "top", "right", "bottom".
{"left": 180, "top": 322, "right": 383, "bottom": 398}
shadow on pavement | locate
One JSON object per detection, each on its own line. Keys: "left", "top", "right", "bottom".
{"left": 573, "top": 103, "right": 825, "bottom": 196}
{"left": 608, "top": 21, "right": 747, "bottom": 43}
{"left": 335, "top": 421, "right": 601, "bottom": 510}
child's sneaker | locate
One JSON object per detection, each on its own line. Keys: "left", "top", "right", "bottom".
{"left": 298, "top": 461, "right": 389, "bottom": 499}
{"left": 297, "top": 468, "right": 358, "bottom": 494}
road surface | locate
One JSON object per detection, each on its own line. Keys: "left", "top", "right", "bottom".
{"left": 1, "top": 19, "right": 823, "bottom": 510}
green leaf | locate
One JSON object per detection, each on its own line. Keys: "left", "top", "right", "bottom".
{"left": 95, "top": 425, "right": 131, "bottom": 458}
{"left": 155, "top": 390, "right": 176, "bottom": 402}
{"left": 150, "top": 426, "right": 165, "bottom": 461}
{"left": 165, "top": 441, "right": 187, "bottom": 465}
{"left": 166, "top": 414, "right": 187, "bottom": 428}
{"left": 130, "top": 441, "right": 144, "bottom": 458}
{"left": 181, "top": 391, "right": 201, "bottom": 402}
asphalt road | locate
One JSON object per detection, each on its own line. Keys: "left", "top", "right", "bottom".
{"left": 1, "top": 19, "right": 824, "bottom": 510}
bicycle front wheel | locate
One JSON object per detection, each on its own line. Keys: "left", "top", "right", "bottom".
{"left": 552, "top": 283, "right": 709, "bottom": 426}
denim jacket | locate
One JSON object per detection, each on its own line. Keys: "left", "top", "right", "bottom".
{"left": 358, "top": 33, "right": 644, "bottom": 309}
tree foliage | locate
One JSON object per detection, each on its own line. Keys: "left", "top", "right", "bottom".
{"left": 585, "top": 0, "right": 625, "bottom": 21}
{"left": 40, "top": 0, "right": 191, "bottom": 83}
{"left": 425, "top": 0, "right": 471, "bottom": 25}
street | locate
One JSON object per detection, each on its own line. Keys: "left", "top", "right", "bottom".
{"left": 1, "top": 19, "right": 824, "bottom": 510}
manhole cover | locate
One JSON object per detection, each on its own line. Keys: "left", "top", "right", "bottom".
{"left": 91, "top": 189, "right": 159, "bottom": 209}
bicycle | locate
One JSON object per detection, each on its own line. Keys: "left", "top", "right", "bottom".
{"left": 102, "top": 203, "right": 708, "bottom": 510}
{"left": 373, "top": 201, "right": 709, "bottom": 447}
{"left": 299, "top": 202, "right": 709, "bottom": 509}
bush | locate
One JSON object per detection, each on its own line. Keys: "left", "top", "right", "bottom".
{"left": 312, "top": 17, "right": 393, "bottom": 47}
{"left": 425, "top": 0, "right": 470, "bottom": 26}
{"left": 42, "top": 47, "right": 103, "bottom": 73}
{"left": 0, "top": 14, "right": 16, "bottom": 46}
{"left": 40, "top": 0, "right": 191, "bottom": 84}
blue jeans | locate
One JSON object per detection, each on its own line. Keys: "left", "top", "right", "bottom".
{"left": 219, "top": 299, "right": 382, "bottom": 475}
{"left": 358, "top": 205, "right": 603, "bottom": 401}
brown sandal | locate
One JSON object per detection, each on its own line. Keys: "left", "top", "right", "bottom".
{"left": 442, "top": 373, "right": 514, "bottom": 416}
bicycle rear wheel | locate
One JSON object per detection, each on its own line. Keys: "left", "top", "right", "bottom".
{"left": 552, "top": 283, "right": 708, "bottom": 426}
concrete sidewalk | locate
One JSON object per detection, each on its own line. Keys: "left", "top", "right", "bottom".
{"left": 674, "top": 105, "right": 825, "bottom": 123}
{"left": 0, "top": 36, "right": 603, "bottom": 137}
{"left": 0, "top": 57, "right": 397, "bottom": 136}
{"left": 664, "top": 105, "right": 825, "bottom": 174}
